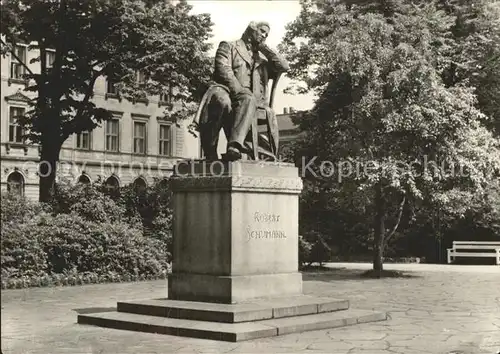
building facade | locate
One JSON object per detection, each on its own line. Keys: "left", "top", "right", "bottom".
{"left": 276, "top": 107, "right": 301, "bottom": 145}
{"left": 1, "top": 43, "right": 202, "bottom": 200}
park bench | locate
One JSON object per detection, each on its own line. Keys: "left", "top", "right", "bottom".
{"left": 447, "top": 241, "right": 500, "bottom": 265}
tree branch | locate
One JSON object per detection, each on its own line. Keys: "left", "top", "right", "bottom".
{"left": 0, "top": 37, "right": 35, "bottom": 76}
{"left": 60, "top": 67, "right": 103, "bottom": 142}
{"left": 71, "top": 69, "right": 104, "bottom": 124}
{"left": 385, "top": 194, "right": 406, "bottom": 244}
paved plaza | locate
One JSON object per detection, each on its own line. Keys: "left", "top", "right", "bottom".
{"left": 1, "top": 263, "right": 499, "bottom": 354}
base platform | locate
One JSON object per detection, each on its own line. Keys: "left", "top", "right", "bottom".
{"left": 78, "top": 295, "right": 387, "bottom": 342}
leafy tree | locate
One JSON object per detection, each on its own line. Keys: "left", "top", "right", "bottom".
{"left": 118, "top": 177, "right": 172, "bottom": 232}
{"left": 436, "top": 0, "right": 500, "bottom": 135}
{"left": 0, "top": 0, "right": 213, "bottom": 201}
{"left": 281, "top": 0, "right": 500, "bottom": 274}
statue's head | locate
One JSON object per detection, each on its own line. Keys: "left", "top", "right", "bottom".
{"left": 242, "top": 21, "right": 270, "bottom": 48}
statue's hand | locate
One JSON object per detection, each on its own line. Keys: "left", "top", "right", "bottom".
{"left": 237, "top": 87, "right": 253, "bottom": 96}
{"left": 258, "top": 42, "right": 273, "bottom": 54}
{"left": 232, "top": 87, "right": 253, "bottom": 99}
{"left": 258, "top": 42, "right": 268, "bottom": 50}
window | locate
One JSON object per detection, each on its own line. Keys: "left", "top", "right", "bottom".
{"left": 46, "top": 51, "right": 56, "bottom": 70}
{"left": 10, "top": 45, "right": 26, "bottom": 79}
{"left": 7, "top": 172, "right": 24, "bottom": 196}
{"left": 106, "top": 119, "right": 119, "bottom": 152}
{"left": 9, "top": 107, "right": 25, "bottom": 143}
{"left": 134, "top": 71, "right": 149, "bottom": 102}
{"left": 106, "top": 78, "right": 118, "bottom": 95}
{"left": 104, "top": 175, "right": 120, "bottom": 195}
{"left": 77, "top": 174, "right": 91, "bottom": 185}
{"left": 159, "top": 124, "right": 172, "bottom": 156}
{"left": 159, "top": 85, "right": 173, "bottom": 104}
{"left": 133, "top": 121, "right": 147, "bottom": 154}
{"left": 133, "top": 177, "right": 147, "bottom": 193}
{"left": 76, "top": 131, "right": 91, "bottom": 149}
{"left": 136, "top": 70, "right": 147, "bottom": 84}
{"left": 158, "top": 178, "right": 169, "bottom": 190}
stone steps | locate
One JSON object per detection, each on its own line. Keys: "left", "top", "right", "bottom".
{"left": 116, "top": 295, "right": 349, "bottom": 323}
{"left": 78, "top": 307, "right": 386, "bottom": 342}
{"left": 77, "top": 295, "right": 387, "bottom": 342}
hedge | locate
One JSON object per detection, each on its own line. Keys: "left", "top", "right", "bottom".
{"left": 1, "top": 188, "right": 171, "bottom": 289}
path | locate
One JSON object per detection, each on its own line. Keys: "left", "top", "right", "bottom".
{"left": 2, "top": 263, "right": 499, "bottom": 354}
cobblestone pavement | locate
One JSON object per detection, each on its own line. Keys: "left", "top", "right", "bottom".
{"left": 1, "top": 263, "right": 499, "bottom": 354}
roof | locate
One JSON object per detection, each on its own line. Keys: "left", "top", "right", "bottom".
{"left": 257, "top": 113, "right": 299, "bottom": 133}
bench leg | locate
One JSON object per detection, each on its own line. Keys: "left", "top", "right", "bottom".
{"left": 447, "top": 250, "right": 452, "bottom": 264}
{"left": 496, "top": 250, "right": 499, "bottom": 265}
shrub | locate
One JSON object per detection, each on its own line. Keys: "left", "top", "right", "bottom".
{"left": 49, "top": 179, "right": 102, "bottom": 215}
{"left": 0, "top": 192, "right": 50, "bottom": 225}
{"left": 148, "top": 212, "right": 173, "bottom": 262}
{"left": 299, "top": 235, "right": 312, "bottom": 268}
{"left": 68, "top": 194, "right": 133, "bottom": 224}
{"left": 310, "top": 234, "right": 333, "bottom": 266}
{"left": 1, "top": 211, "right": 169, "bottom": 288}
{"left": 1, "top": 178, "right": 174, "bottom": 289}
{"left": 48, "top": 180, "right": 139, "bottom": 224}
{"left": 119, "top": 178, "right": 172, "bottom": 228}
{"left": 119, "top": 178, "right": 173, "bottom": 260}
{"left": 39, "top": 213, "right": 168, "bottom": 276}
{"left": 1, "top": 212, "right": 50, "bottom": 279}
{"left": 299, "top": 231, "right": 333, "bottom": 267}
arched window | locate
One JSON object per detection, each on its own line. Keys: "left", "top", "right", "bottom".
{"left": 7, "top": 171, "right": 25, "bottom": 196}
{"left": 159, "top": 178, "right": 170, "bottom": 190}
{"left": 104, "top": 175, "right": 120, "bottom": 194}
{"left": 77, "top": 174, "right": 91, "bottom": 185}
{"left": 133, "top": 177, "right": 147, "bottom": 193}
{"left": 157, "top": 178, "right": 172, "bottom": 206}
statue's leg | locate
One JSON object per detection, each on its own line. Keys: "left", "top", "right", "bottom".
{"left": 240, "top": 107, "right": 278, "bottom": 161}
{"left": 199, "top": 87, "right": 232, "bottom": 160}
{"left": 226, "top": 92, "right": 257, "bottom": 160}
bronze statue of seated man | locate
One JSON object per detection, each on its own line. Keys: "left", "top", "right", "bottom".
{"left": 190, "top": 21, "right": 289, "bottom": 161}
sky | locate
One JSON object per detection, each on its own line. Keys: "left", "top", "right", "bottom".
{"left": 188, "top": 0, "right": 316, "bottom": 114}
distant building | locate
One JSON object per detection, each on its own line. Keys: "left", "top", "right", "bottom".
{"left": 1, "top": 43, "right": 201, "bottom": 200}
{"left": 275, "top": 106, "right": 301, "bottom": 145}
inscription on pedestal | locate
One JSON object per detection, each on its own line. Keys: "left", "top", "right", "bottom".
{"left": 246, "top": 211, "right": 287, "bottom": 241}
{"left": 253, "top": 212, "right": 280, "bottom": 223}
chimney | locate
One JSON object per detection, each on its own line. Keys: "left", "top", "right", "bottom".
{"left": 289, "top": 107, "right": 295, "bottom": 113}
{"left": 283, "top": 107, "right": 288, "bottom": 114}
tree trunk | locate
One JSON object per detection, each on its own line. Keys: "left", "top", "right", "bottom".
{"left": 39, "top": 142, "right": 61, "bottom": 203}
{"left": 373, "top": 184, "right": 386, "bottom": 276}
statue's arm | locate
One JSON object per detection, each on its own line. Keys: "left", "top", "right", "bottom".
{"left": 214, "top": 41, "right": 244, "bottom": 95}
{"left": 259, "top": 43, "right": 290, "bottom": 77}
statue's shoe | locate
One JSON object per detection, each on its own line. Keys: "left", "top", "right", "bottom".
{"left": 225, "top": 146, "right": 242, "bottom": 161}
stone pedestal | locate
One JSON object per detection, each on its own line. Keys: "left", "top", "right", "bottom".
{"left": 77, "top": 160, "right": 387, "bottom": 342}
{"left": 168, "top": 160, "right": 303, "bottom": 303}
